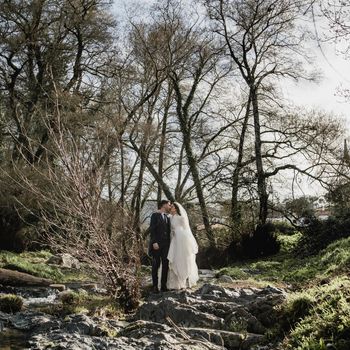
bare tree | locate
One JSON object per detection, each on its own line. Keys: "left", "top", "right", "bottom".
{"left": 205, "top": 0, "right": 316, "bottom": 225}
{"left": 2, "top": 87, "right": 141, "bottom": 311}
{"left": 0, "top": 0, "right": 116, "bottom": 164}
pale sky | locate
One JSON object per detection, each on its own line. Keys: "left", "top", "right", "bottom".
{"left": 284, "top": 42, "right": 350, "bottom": 123}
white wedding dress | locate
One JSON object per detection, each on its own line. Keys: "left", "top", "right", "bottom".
{"left": 167, "top": 203, "right": 199, "bottom": 289}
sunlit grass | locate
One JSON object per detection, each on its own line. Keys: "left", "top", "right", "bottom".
{"left": 217, "top": 235, "right": 350, "bottom": 286}
{"left": 0, "top": 250, "right": 92, "bottom": 283}
{"left": 281, "top": 277, "right": 350, "bottom": 350}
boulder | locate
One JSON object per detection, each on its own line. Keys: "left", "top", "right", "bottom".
{"left": 218, "top": 275, "right": 235, "bottom": 283}
{"left": 1, "top": 279, "right": 287, "bottom": 350}
{"left": 186, "top": 327, "right": 264, "bottom": 349}
{"left": 47, "top": 253, "right": 80, "bottom": 269}
{"left": 136, "top": 298, "right": 225, "bottom": 329}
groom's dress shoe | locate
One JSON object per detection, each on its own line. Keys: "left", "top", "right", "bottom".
{"left": 161, "top": 287, "right": 169, "bottom": 292}
{"left": 152, "top": 286, "right": 159, "bottom": 294}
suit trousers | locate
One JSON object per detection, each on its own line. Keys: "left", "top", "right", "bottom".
{"left": 151, "top": 244, "right": 169, "bottom": 289}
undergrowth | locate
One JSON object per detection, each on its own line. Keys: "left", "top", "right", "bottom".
{"left": 280, "top": 277, "right": 350, "bottom": 350}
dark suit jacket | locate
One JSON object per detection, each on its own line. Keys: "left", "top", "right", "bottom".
{"left": 148, "top": 212, "right": 171, "bottom": 255}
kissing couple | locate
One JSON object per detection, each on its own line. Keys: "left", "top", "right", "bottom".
{"left": 148, "top": 200, "right": 199, "bottom": 293}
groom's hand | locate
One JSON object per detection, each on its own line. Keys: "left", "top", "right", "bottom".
{"left": 152, "top": 243, "right": 160, "bottom": 250}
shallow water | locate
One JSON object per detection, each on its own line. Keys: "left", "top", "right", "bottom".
{"left": 0, "top": 328, "right": 29, "bottom": 350}
{"left": 23, "top": 291, "right": 57, "bottom": 306}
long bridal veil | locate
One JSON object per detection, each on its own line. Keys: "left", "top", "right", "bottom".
{"left": 167, "top": 202, "right": 199, "bottom": 289}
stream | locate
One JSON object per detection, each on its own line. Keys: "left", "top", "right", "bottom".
{"left": 0, "top": 283, "right": 96, "bottom": 349}
{"left": 0, "top": 328, "right": 30, "bottom": 350}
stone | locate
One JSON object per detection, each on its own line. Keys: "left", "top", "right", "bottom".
{"left": 195, "top": 283, "right": 241, "bottom": 301}
{"left": 47, "top": 253, "right": 80, "bottom": 269}
{"left": 136, "top": 298, "right": 225, "bottom": 329}
{"left": 1, "top": 279, "right": 289, "bottom": 350}
{"left": 63, "top": 314, "right": 96, "bottom": 335}
{"left": 49, "top": 284, "right": 66, "bottom": 291}
{"left": 225, "top": 308, "right": 266, "bottom": 334}
{"left": 186, "top": 327, "right": 264, "bottom": 349}
{"left": 218, "top": 274, "right": 234, "bottom": 283}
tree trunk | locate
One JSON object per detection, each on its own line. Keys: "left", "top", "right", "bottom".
{"left": 231, "top": 95, "right": 251, "bottom": 228}
{"left": 171, "top": 72, "right": 215, "bottom": 247}
{"left": 0, "top": 268, "right": 52, "bottom": 287}
{"left": 157, "top": 86, "right": 172, "bottom": 202}
{"left": 182, "top": 132, "right": 215, "bottom": 246}
{"left": 251, "top": 87, "right": 268, "bottom": 225}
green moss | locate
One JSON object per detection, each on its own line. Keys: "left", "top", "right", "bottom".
{"left": 218, "top": 266, "right": 250, "bottom": 280}
{"left": 227, "top": 319, "right": 248, "bottom": 332}
{"left": 0, "top": 250, "right": 63, "bottom": 280}
{"left": 0, "top": 250, "right": 92, "bottom": 283}
{"left": 216, "top": 236, "right": 350, "bottom": 349}
{"left": 282, "top": 277, "right": 350, "bottom": 350}
{"left": 250, "top": 260, "right": 281, "bottom": 270}
{"left": 39, "top": 290, "right": 121, "bottom": 318}
{"left": 0, "top": 294, "right": 23, "bottom": 313}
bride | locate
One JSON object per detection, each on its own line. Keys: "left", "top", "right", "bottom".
{"left": 167, "top": 202, "right": 199, "bottom": 289}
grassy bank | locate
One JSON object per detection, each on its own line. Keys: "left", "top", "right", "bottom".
{"left": 280, "top": 276, "right": 350, "bottom": 350}
{"left": 0, "top": 250, "right": 91, "bottom": 283}
{"left": 218, "top": 234, "right": 350, "bottom": 285}
{"left": 218, "top": 233, "right": 350, "bottom": 349}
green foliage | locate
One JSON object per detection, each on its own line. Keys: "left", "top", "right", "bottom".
{"left": 217, "top": 266, "right": 250, "bottom": 280}
{"left": 284, "top": 196, "right": 316, "bottom": 219}
{"left": 40, "top": 290, "right": 121, "bottom": 318}
{"left": 296, "top": 217, "right": 350, "bottom": 257}
{"left": 282, "top": 293, "right": 315, "bottom": 326}
{"left": 282, "top": 277, "right": 350, "bottom": 350}
{"left": 273, "top": 222, "right": 299, "bottom": 236}
{"left": 227, "top": 319, "right": 248, "bottom": 333}
{"left": 219, "top": 233, "right": 350, "bottom": 349}
{"left": 278, "top": 232, "right": 302, "bottom": 253}
{"left": 0, "top": 294, "right": 23, "bottom": 313}
{"left": 327, "top": 181, "right": 350, "bottom": 218}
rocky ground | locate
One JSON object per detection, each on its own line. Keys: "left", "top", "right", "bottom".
{"left": 0, "top": 271, "right": 286, "bottom": 350}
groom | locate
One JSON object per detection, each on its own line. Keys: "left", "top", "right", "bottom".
{"left": 149, "top": 199, "right": 172, "bottom": 293}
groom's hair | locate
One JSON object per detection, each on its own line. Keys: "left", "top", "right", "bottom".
{"left": 158, "top": 199, "right": 170, "bottom": 209}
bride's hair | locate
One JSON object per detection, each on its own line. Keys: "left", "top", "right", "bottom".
{"left": 172, "top": 202, "right": 182, "bottom": 216}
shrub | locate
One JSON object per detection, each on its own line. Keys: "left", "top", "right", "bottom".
{"left": 241, "top": 223, "right": 281, "bottom": 259}
{"left": 281, "top": 293, "right": 315, "bottom": 329}
{"left": 273, "top": 222, "right": 298, "bottom": 236}
{"left": 59, "top": 291, "right": 84, "bottom": 305}
{"left": 0, "top": 294, "right": 23, "bottom": 313}
{"left": 295, "top": 217, "right": 350, "bottom": 257}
